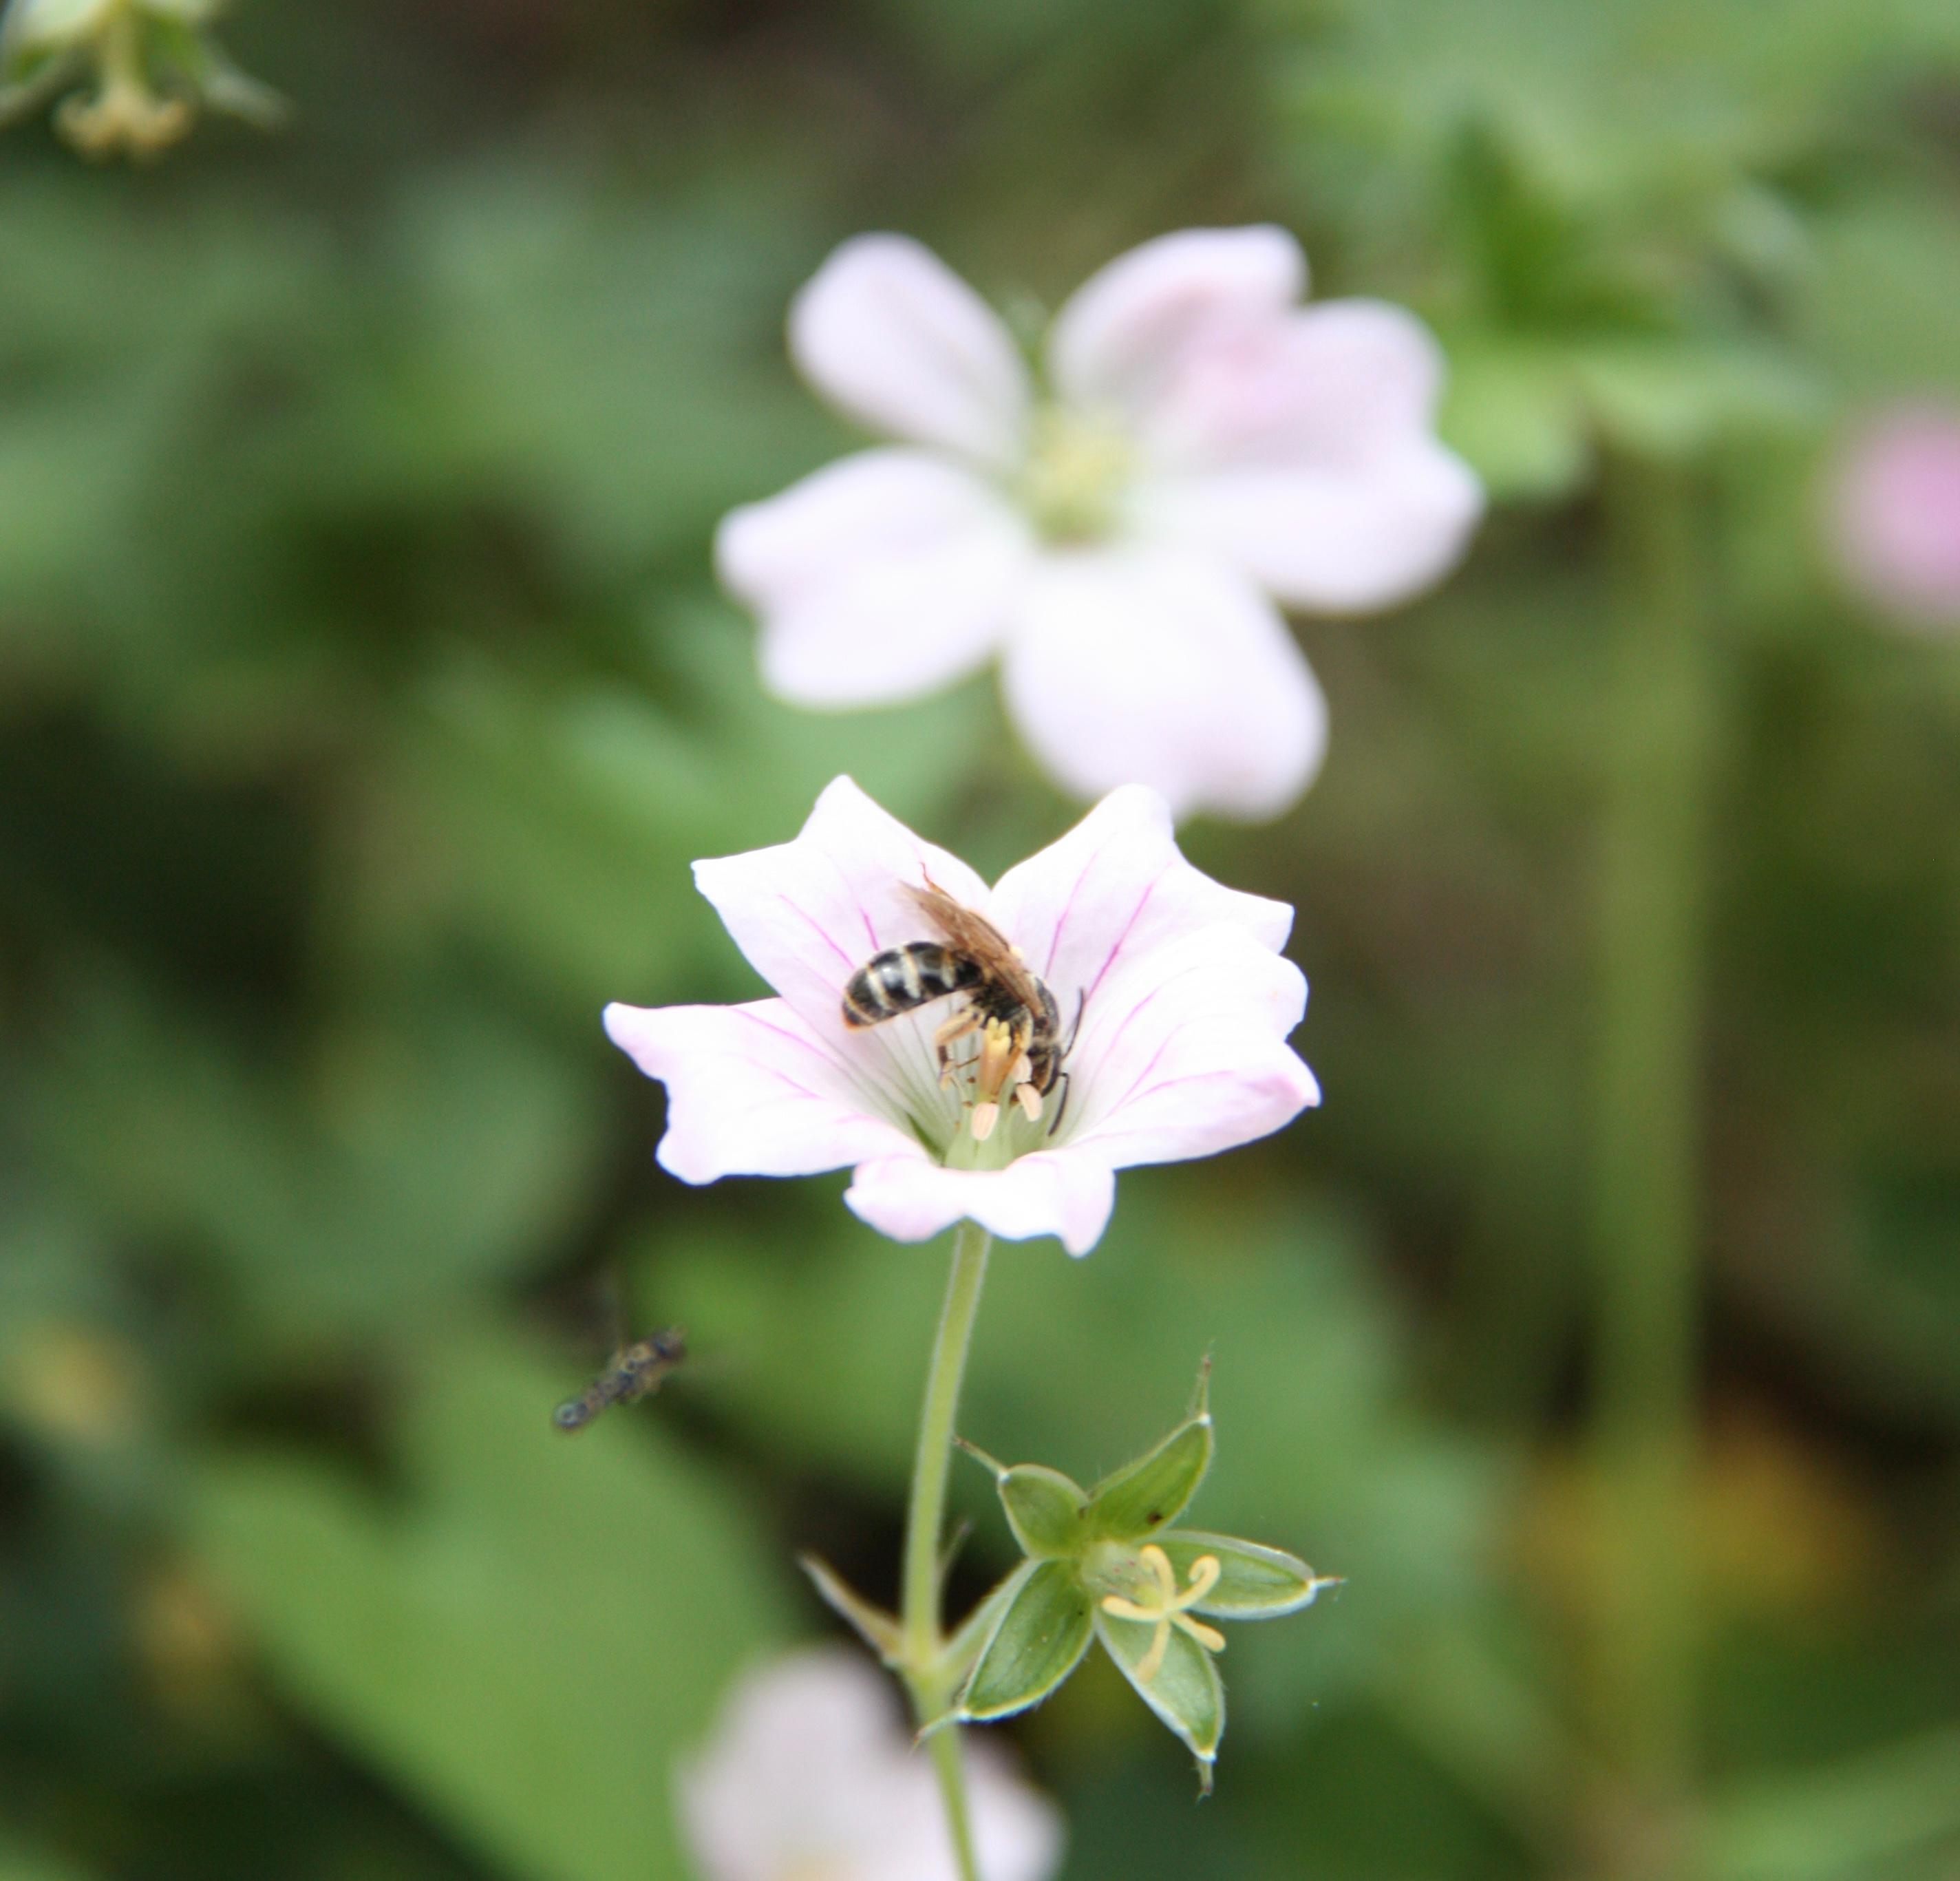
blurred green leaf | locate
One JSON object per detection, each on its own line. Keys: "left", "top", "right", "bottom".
{"left": 191, "top": 1327, "right": 790, "bottom": 1881}
{"left": 1705, "top": 1727, "right": 1960, "bottom": 1881}
{"left": 0, "top": 1844, "right": 93, "bottom": 1881}
{"left": 30, "top": 978, "right": 604, "bottom": 1347}
{"left": 387, "top": 167, "right": 833, "bottom": 574}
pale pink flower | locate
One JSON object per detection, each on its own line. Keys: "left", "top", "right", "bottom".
{"left": 604, "top": 776, "right": 1318, "bottom": 1257}
{"left": 679, "top": 1648, "right": 1063, "bottom": 1881}
{"left": 1829, "top": 405, "right": 1960, "bottom": 630}
{"left": 716, "top": 227, "right": 1482, "bottom": 821}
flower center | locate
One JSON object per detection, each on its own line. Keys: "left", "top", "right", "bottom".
{"left": 1017, "top": 405, "right": 1134, "bottom": 544}
{"left": 935, "top": 1020, "right": 1048, "bottom": 1172}
{"left": 1098, "top": 1543, "right": 1226, "bottom": 1683}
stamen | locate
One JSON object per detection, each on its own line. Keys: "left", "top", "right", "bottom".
{"left": 1098, "top": 1544, "right": 1228, "bottom": 1683}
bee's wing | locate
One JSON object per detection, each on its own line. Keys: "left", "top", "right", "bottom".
{"left": 904, "top": 881, "right": 1048, "bottom": 1012}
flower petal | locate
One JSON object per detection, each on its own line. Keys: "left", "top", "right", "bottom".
{"left": 1830, "top": 405, "right": 1960, "bottom": 628}
{"left": 789, "top": 234, "right": 1030, "bottom": 467}
{"left": 985, "top": 784, "right": 1293, "bottom": 1029}
{"left": 691, "top": 776, "right": 990, "bottom": 1027}
{"left": 1047, "top": 226, "right": 1306, "bottom": 418}
{"left": 1144, "top": 443, "right": 1484, "bottom": 613}
{"left": 679, "top": 1648, "right": 1064, "bottom": 1881}
{"left": 602, "top": 999, "right": 916, "bottom": 1183}
{"left": 845, "top": 1149, "right": 1118, "bottom": 1257}
{"left": 1000, "top": 547, "right": 1327, "bottom": 821}
{"left": 687, "top": 780, "right": 996, "bottom": 1145}
{"left": 716, "top": 450, "right": 1032, "bottom": 708}
{"left": 1139, "top": 299, "right": 1452, "bottom": 472}
{"left": 1063, "top": 924, "right": 1319, "bottom": 1169}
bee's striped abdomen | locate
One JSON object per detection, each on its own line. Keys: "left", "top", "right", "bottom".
{"left": 842, "top": 944, "right": 981, "bottom": 1028}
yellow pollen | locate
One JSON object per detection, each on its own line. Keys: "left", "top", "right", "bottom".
{"left": 952, "top": 1016, "right": 1039, "bottom": 1147}
{"left": 1019, "top": 406, "right": 1133, "bottom": 542}
{"left": 1100, "top": 1544, "right": 1227, "bottom": 1683}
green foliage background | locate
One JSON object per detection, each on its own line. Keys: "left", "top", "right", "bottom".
{"left": 3, "top": 1, "right": 1960, "bottom": 1877}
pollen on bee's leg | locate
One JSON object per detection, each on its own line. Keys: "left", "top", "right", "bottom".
{"left": 1014, "top": 1083, "right": 1043, "bottom": 1123}
{"left": 934, "top": 1010, "right": 979, "bottom": 1048}
{"left": 969, "top": 1101, "right": 1001, "bottom": 1142}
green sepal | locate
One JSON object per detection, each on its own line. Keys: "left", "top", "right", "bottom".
{"left": 798, "top": 1553, "right": 902, "bottom": 1666}
{"left": 1155, "top": 1531, "right": 1335, "bottom": 1619}
{"left": 997, "top": 1463, "right": 1089, "bottom": 1558}
{"left": 958, "top": 1558, "right": 1094, "bottom": 1723}
{"left": 937, "top": 1557, "right": 1038, "bottom": 1688}
{"left": 0, "top": 45, "right": 73, "bottom": 118}
{"left": 1095, "top": 1606, "right": 1225, "bottom": 1793}
{"left": 1084, "top": 1363, "right": 1213, "bottom": 1540}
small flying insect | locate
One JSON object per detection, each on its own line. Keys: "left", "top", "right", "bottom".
{"left": 553, "top": 1328, "right": 685, "bottom": 1433}
{"left": 840, "top": 881, "right": 1080, "bottom": 1141}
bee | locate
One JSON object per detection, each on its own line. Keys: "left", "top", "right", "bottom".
{"left": 841, "top": 882, "right": 1078, "bottom": 1141}
{"left": 553, "top": 1328, "right": 685, "bottom": 1433}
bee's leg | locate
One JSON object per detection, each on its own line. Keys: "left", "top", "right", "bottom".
{"left": 1045, "top": 1070, "right": 1072, "bottom": 1138}
{"left": 933, "top": 1008, "right": 979, "bottom": 1085}
{"left": 1010, "top": 1050, "right": 1041, "bottom": 1123}
{"left": 1063, "top": 990, "right": 1087, "bottom": 1056}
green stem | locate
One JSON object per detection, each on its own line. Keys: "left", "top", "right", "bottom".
{"left": 900, "top": 1218, "right": 993, "bottom": 1881}
{"left": 1591, "top": 451, "right": 1715, "bottom": 1859}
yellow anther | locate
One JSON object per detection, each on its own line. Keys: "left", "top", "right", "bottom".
{"left": 1100, "top": 1544, "right": 1227, "bottom": 1683}
{"left": 961, "top": 1017, "right": 1041, "bottom": 1143}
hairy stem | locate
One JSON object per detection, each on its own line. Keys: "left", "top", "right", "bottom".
{"left": 901, "top": 1218, "right": 993, "bottom": 1881}
{"left": 1591, "top": 451, "right": 1715, "bottom": 1864}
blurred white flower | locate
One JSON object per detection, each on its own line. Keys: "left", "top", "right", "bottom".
{"left": 604, "top": 775, "right": 1317, "bottom": 1257}
{"left": 0, "top": 0, "right": 279, "bottom": 160}
{"left": 679, "top": 1648, "right": 1063, "bottom": 1881}
{"left": 717, "top": 227, "right": 1482, "bottom": 821}
{"left": 1829, "top": 405, "right": 1960, "bottom": 630}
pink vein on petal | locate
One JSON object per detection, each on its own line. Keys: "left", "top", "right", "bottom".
{"left": 825, "top": 850, "right": 884, "bottom": 957}
{"left": 1083, "top": 869, "right": 1167, "bottom": 1007}
{"left": 1076, "top": 977, "right": 1173, "bottom": 1090}
{"left": 775, "top": 893, "right": 858, "bottom": 972}
{"left": 1036, "top": 851, "right": 1097, "bottom": 982}
{"left": 734, "top": 1006, "right": 839, "bottom": 1061}
{"left": 1096, "top": 1018, "right": 1188, "bottom": 1123}
{"left": 1083, "top": 1072, "right": 1286, "bottom": 1151}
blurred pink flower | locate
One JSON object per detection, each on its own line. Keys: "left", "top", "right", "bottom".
{"left": 717, "top": 229, "right": 1482, "bottom": 821}
{"left": 1829, "top": 405, "right": 1960, "bottom": 629}
{"left": 679, "top": 1648, "right": 1063, "bottom": 1881}
{"left": 604, "top": 776, "right": 1318, "bottom": 1257}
